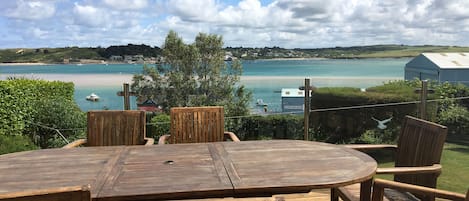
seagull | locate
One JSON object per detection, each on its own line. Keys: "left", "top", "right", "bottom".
{"left": 371, "top": 116, "right": 393, "bottom": 129}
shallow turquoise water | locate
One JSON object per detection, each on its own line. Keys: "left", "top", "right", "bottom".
{"left": 0, "top": 58, "right": 410, "bottom": 112}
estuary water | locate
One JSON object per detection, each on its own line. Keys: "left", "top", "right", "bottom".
{"left": 0, "top": 58, "right": 410, "bottom": 112}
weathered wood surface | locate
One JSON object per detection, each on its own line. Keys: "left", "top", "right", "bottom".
{"left": 334, "top": 116, "right": 448, "bottom": 201}
{"left": 372, "top": 179, "right": 468, "bottom": 201}
{"left": 0, "top": 185, "right": 91, "bottom": 201}
{"left": 0, "top": 140, "right": 376, "bottom": 201}
{"left": 215, "top": 140, "right": 376, "bottom": 197}
{"left": 64, "top": 110, "right": 154, "bottom": 148}
{"left": 159, "top": 106, "right": 240, "bottom": 144}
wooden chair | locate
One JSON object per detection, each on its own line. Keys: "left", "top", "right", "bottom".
{"left": 372, "top": 179, "right": 468, "bottom": 201}
{"left": 332, "top": 115, "right": 448, "bottom": 201}
{"left": 64, "top": 110, "right": 154, "bottom": 148}
{"left": 0, "top": 185, "right": 91, "bottom": 201}
{"left": 158, "top": 106, "right": 240, "bottom": 144}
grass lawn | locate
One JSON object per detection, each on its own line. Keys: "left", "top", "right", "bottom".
{"left": 373, "top": 134, "right": 469, "bottom": 194}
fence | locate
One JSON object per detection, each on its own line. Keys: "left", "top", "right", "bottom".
{"left": 22, "top": 80, "right": 469, "bottom": 147}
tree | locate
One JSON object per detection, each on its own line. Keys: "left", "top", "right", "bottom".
{"left": 131, "top": 31, "right": 251, "bottom": 116}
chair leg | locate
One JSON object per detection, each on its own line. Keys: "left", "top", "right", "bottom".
{"left": 331, "top": 188, "right": 339, "bottom": 201}
{"left": 360, "top": 179, "right": 373, "bottom": 201}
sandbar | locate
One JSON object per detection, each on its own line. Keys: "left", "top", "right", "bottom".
{"left": 0, "top": 74, "right": 402, "bottom": 88}
{"left": 0, "top": 62, "right": 49, "bottom": 66}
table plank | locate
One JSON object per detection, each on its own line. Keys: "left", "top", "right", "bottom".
{"left": 0, "top": 147, "right": 124, "bottom": 198}
{"left": 217, "top": 140, "right": 377, "bottom": 197}
{"left": 96, "top": 143, "right": 233, "bottom": 201}
{"left": 0, "top": 140, "right": 377, "bottom": 201}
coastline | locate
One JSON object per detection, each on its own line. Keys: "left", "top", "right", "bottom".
{"left": 1, "top": 73, "right": 402, "bottom": 88}
{"left": 0, "top": 62, "right": 50, "bottom": 66}
{"left": 0, "top": 56, "right": 411, "bottom": 67}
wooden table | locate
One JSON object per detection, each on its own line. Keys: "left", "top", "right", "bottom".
{"left": 0, "top": 140, "right": 377, "bottom": 201}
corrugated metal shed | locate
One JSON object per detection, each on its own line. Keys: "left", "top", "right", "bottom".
{"left": 405, "top": 52, "right": 469, "bottom": 85}
{"left": 421, "top": 53, "right": 469, "bottom": 69}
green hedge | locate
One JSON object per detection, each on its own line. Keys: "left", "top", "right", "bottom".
{"left": 144, "top": 80, "right": 469, "bottom": 144}
{"left": 0, "top": 78, "right": 85, "bottom": 153}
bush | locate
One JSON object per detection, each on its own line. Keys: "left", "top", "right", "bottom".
{"left": 0, "top": 134, "right": 38, "bottom": 155}
{"left": 0, "top": 78, "right": 83, "bottom": 152}
{"left": 437, "top": 105, "right": 469, "bottom": 135}
{"left": 231, "top": 114, "right": 304, "bottom": 140}
{"left": 148, "top": 114, "right": 170, "bottom": 139}
{"left": 26, "top": 98, "right": 86, "bottom": 148}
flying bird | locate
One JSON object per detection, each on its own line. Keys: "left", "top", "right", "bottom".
{"left": 371, "top": 116, "right": 393, "bottom": 129}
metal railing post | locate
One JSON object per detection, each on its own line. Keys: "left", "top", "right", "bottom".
{"left": 304, "top": 78, "right": 310, "bottom": 141}
{"left": 420, "top": 80, "right": 428, "bottom": 120}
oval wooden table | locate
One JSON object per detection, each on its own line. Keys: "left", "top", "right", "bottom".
{"left": 0, "top": 140, "right": 377, "bottom": 201}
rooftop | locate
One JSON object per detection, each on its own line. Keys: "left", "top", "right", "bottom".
{"left": 422, "top": 52, "right": 469, "bottom": 69}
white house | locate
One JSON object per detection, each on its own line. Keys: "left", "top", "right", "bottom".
{"left": 405, "top": 52, "right": 469, "bottom": 85}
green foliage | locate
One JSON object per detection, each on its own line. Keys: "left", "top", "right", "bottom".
{"left": 0, "top": 47, "right": 104, "bottom": 63}
{"left": 437, "top": 105, "right": 469, "bottom": 135}
{"left": 147, "top": 114, "right": 171, "bottom": 139}
{"left": 311, "top": 80, "right": 420, "bottom": 142}
{"left": 352, "top": 127, "right": 400, "bottom": 144}
{"left": 0, "top": 134, "right": 38, "bottom": 155}
{"left": 99, "top": 44, "right": 161, "bottom": 58}
{"left": 0, "top": 78, "right": 83, "bottom": 152}
{"left": 26, "top": 98, "right": 86, "bottom": 148}
{"left": 230, "top": 114, "right": 304, "bottom": 140}
{"left": 131, "top": 31, "right": 252, "bottom": 116}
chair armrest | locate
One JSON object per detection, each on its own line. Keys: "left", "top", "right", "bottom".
{"left": 372, "top": 179, "right": 468, "bottom": 201}
{"left": 144, "top": 137, "right": 155, "bottom": 145}
{"left": 224, "top": 131, "right": 240, "bottom": 142}
{"left": 377, "top": 164, "right": 442, "bottom": 175}
{"left": 62, "top": 139, "right": 87, "bottom": 148}
{"left": 158, "top": 134, "right": 171, "bottom": 145}
{"left": 341, "top": 144, "right": 397, "bottom": 151}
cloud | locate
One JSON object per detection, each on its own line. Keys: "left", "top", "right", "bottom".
{"left": 1, "top": 0, "right": 469, "bottom": 48}
{"left": 102, "top": 0, "right": 149, "bottom": 10}
{"left": 2, "top": 0, "right": 56, "bottom": 20}
{"left": 72, "top": 3, "right": 108, "bottom": 27}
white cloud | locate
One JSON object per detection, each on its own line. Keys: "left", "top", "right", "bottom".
{"left": 3, "top": 0, "right": 56, "bottom": 20}
{"left": 1, "top": 0, "right": 469, "bottom": 48}
{"left": 102, "top": 0, "right": 149, "bottom": 10}
{"left": 73, "top": 3, "right": 108, "bottom": 27}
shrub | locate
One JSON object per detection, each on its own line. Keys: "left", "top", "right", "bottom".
{"left": 0, "top": 134, "right": 38, "bottom": 155}
{"left": 437, "top": 105, "right": 469, "bottom": 135}
{"left": 26, "top": 98, "right": 86, "bottom": 148}
{"left": 148, "top": 114, "right": 170, "bottom": 139}
{"left": 0, "top": 78, "right": 83, "bottom": 152}
{"left": 231, "top": 114, "right": 304, "bottom": 140}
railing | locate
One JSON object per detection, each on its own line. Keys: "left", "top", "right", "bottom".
{"left": 22, "top": 79, "right": 469, "bottom": 147}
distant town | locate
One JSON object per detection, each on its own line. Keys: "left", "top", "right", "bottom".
{"left": 1, "top": 44, "right": 469, "bottom": 64}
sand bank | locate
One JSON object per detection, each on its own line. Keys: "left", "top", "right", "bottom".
{"left": 0, "top": 74, "right": 133, "bottom": 87}
{"left": 0, "top": 74, "right": 402, "bottom": 88}
{"left": 0, "top": 62, "right": 49, "bottom": 66}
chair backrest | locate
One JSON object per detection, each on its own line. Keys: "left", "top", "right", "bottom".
{"left": 0, "top": 185, "right": 91, "bottom": 201}
{"left": 394, "top": 115, "right": 448, "bottom": 188}
{"left": 86, "top": 110, "right": 146, "bottom": 146}
{"left": 168, "top": 106, "right": 225, "bottom": 144}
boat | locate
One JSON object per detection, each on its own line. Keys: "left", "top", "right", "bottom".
{"left": 256, "top": 99, "right": 268, "bottom": 106}
{"left": 86, "top": 93, "right": 100, "bottom": 101}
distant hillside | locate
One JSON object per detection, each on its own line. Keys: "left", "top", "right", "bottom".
{"left": 2, "top": 44, "right": 469, "bottom": 63}
{"left": 0, "top": 47, "right": 104, "bottom": 63}
{"left": 302, "top": 45, "right": 469, "bottom": 58}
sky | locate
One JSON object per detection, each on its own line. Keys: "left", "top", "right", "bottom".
{"left": 1, "top": 0, "right": 469, "bottom": 49}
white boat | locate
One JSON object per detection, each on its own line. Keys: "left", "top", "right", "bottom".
{"left": 86, "top": 93, "right": 100, "bottom": 101}
{"left": 256, "top": 99, "right": 268, "bottom": 106}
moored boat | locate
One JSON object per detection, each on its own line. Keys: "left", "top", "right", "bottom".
{"left": 86, "top": 93, "right": 100, "bottom": 101}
